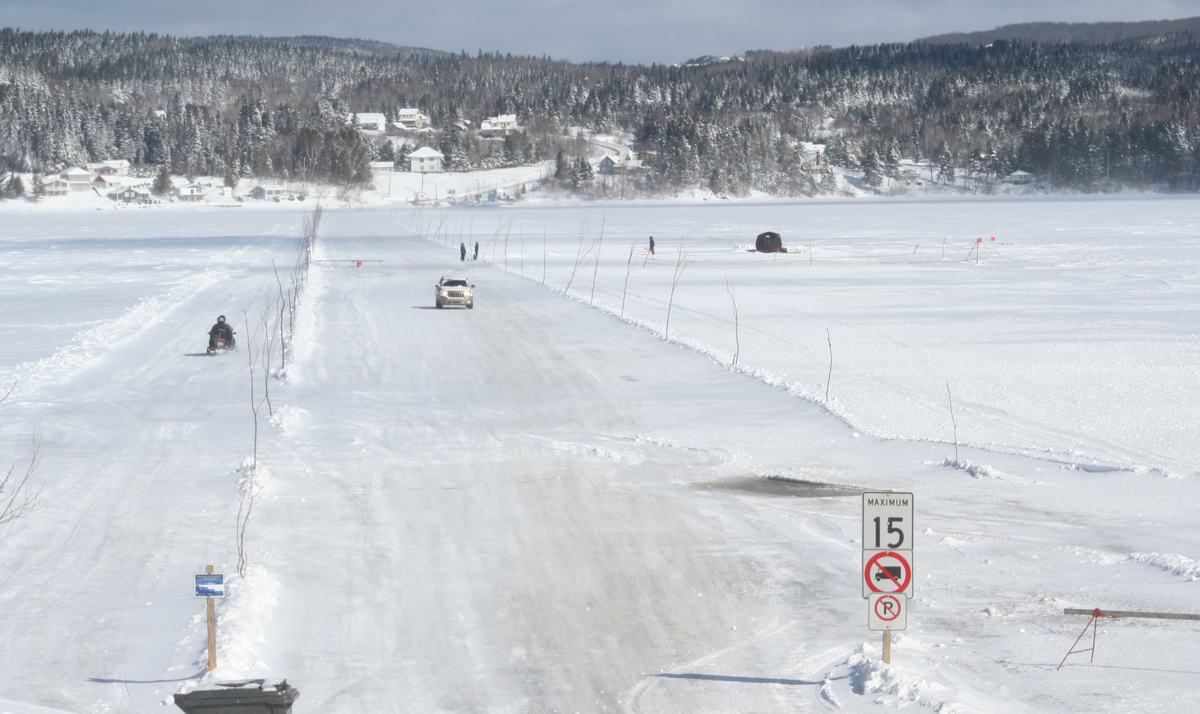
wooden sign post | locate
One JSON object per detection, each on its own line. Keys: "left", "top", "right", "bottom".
{"left": 206, "top": 565, "right": 217, "bottom": 672}
{"left": 194, "top": 564, "right": 226, "bottom": 673}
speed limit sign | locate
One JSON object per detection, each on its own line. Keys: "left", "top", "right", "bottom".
{"left": 863, "top": 492, "right": 913, "bottom": 551}
{"left": 862, "top": 492, "right": 913, "bottom": 599}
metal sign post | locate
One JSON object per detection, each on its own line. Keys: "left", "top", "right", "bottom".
{"left": 863, "top": 492, "right": 914, "bottom": 664}
{"left": 194, "top": 565, "right": 226, "bottom": 672}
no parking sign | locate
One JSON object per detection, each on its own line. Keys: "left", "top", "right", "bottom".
{"left": 869, "top": 593, "right": 907, "bottom": 631}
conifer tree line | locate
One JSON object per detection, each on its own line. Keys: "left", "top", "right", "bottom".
{"left": 2, "top": 28, "right": 1199, "bottom": 194}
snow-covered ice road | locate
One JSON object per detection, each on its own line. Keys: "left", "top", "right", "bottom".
{"left": 3, "top": 203, "right": 1200, "bottom": 713}
{"left": 248, "top": 218, "right": 872, "bottom": 712}
{"left": 0, "top": 210, "right": 870, "bottom": 713}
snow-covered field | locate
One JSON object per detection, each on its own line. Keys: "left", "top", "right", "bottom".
{"left": 1, "top": 195, "right": 1199, "bottom": 713}
{"left": 378, "top": 162, "right": 552, "bottom": 202}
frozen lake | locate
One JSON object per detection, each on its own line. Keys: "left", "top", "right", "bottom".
{"left": 413, "top": 194, "right": 1200, "bottom": 478}
{"left": 1, "top": 194, "right": 1198, "bottom": 713}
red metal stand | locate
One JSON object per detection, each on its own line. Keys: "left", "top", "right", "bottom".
{"left": 1058, "top": 608, "right": 1102, "bottom": 670}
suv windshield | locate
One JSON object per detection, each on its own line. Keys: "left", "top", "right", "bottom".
{"left": 443, "top": 280, "right": 468, "bottom": 287}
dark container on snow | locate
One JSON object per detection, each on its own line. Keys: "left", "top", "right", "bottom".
{"left": 755, "top": 231, "right": 786, "bottom": 253}
{"left": 174, "top": 680, "right": 299, "bottom": 714}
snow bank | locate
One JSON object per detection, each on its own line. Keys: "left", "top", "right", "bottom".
{"left": 281, "top": 245, "right": 329, "bottom": 385}
{"left": 1129, "top": 553, "right": 1200, "bottom": 581}
{"left": 268, "top": 404, "right": 311, "bottom": 439}
{"left": 843, "top": 644, "right": 959, "bottom": 712}
{"left": 209, "top": 564, "right": 281, "bottom": 679}
{"left": 940, "top": 458, "right": 1008, "bottom": 479}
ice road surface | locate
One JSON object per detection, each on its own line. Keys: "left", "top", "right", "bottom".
{"left": 0, "top": 195, "right": 1199, "bottom": 713}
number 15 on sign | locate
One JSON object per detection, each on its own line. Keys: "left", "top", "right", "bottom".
{"left": 863, "top": 491, "right": 913, "bottom": 549}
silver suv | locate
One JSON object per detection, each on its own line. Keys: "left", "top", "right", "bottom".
{"left": 435, "top": 276, "right": 474, "bottom": 309}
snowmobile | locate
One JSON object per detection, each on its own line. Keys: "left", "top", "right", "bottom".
{"left": 206, "top": 331, "right": 237, "bottom": 355}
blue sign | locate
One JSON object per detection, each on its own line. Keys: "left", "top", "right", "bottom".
{"left": 194, "top": 573, "right": 226, "bottom": 598}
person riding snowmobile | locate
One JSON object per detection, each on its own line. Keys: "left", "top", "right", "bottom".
{"left": 207, "top": 315, "right": 235, "bottom": 353}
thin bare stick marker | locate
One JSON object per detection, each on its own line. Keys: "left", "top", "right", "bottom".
{"left": 947, "top": 380, "right": 959, "bottom": 463}
{"left": 0, "top": 381, "right": 40, "bottom": 530}
{"left": 564, "top": 223, "right": 589, "bottom": 294}
{"left": 725, "top": 270, "right": 740, "bottom": 366}
{"left": 271, "top": 259, "right": 286, "bottom": 370}
{"left": 590, "top": 217, "right": 605, "bottom": 305}
{"left": 621, "top": 242, "right": 635, "bottom": 318}
{"left": 825, "top": 328, "right": 833, "bottom": 403}
{"left": 665, "top": 237, "right": 688, "bottom": 339}
{"left": 503, "top": 220, "right": 512, "bottom": 270}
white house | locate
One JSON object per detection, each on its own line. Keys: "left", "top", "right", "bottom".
{"left": 407, "top": 146, "right": 444, "bottom": 173}
{"left": 102, "top": 159, "right": 131, "bottom": 176}
{"left": 60, "top": 167, "right": 93, "bottom": 191}
{"left": 39, "top": 176, "right": 70, "bottom": 197}
{"left": 1003, "top": 170, "right": 1034, "bottom": 185}
{"left": 478, "top": 114, "right": 520, "bottom": 137}
{"left": 176, "top": 183, "right": 207, "bottom": 202}
{"left": 369, "top": 161, "right": 395, "bottom": 173}
{"left": 249, "top": 185, "right": 289, "bottom": 200}
{"left": 93, "top": 175, "right": 123, "bottom": 193}
{"left": 112, "top": 186, "right": 153, "bottom": 204}
{"left": 393, "top": 108, "right": 431, "bottom": 130}
{"left": 86, "top": 159, "right": 132, "bottom": 177}
{"left": 348, "top": 112, "right": 387, "bottom": 133}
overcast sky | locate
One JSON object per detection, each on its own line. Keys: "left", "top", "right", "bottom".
{"left": 3, "top": 0, "right": 1199, "bottom": 64}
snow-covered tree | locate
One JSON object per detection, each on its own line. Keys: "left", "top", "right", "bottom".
{"left": 860, "top": 148, "right": 883, "bottom": 189}
{"left": 153, "top": 166, "right": 173, "bottom": 196}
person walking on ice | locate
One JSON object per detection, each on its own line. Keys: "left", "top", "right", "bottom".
{"left": 460, "top": 242, "right": 467, "bottom": 262}
{"left": 648, "top": 235, "right": 656, "bottom": 256}
{"left": 473, "top": 241, "right": 479, "bottom": 260}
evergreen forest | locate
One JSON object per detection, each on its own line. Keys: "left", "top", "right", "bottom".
{"left": 2, "top": 28, "right": 1199, "bottom": 196}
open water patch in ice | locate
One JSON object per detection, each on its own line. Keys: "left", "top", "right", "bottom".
{"left": 696, "top": 474, "right": 861, "bottom": 498}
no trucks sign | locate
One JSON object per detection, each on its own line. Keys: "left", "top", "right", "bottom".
{"left": 862, "top": 549, "right": 913, "bottom": 599}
